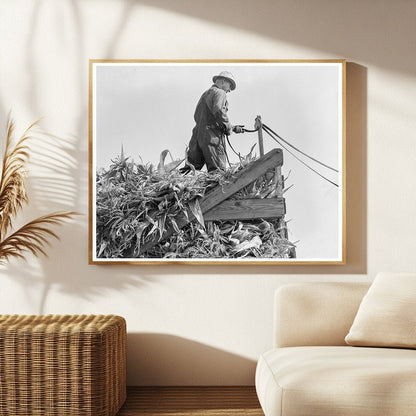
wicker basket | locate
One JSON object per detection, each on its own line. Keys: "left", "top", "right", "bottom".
{"left": 0, "top": 314, "right": 126, "bottom": 416}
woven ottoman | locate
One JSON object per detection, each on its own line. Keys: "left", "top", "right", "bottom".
{"left": 0, "top": 315, "right": 126, "bottom": 416}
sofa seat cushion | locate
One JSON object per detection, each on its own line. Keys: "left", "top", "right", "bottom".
{"left": 256, "top": 346, "right": 416, "bottom": 416}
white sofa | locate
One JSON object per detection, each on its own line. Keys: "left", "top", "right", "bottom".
{"left": 255, "top": 282, "right": 416, "bottom": 416}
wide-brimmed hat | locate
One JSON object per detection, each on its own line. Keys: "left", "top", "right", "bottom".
{"left": 212, "top": 71, "right": 236, "bottom": 91}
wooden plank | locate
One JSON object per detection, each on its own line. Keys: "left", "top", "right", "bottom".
{"left": 275, "top": 166, "right": 283, "bottom": 197}
{"left": 204, "top": 198, "right": 285, "bottom": 221}
{"left": 139, "top": 149, "right": 283, "bottom": 254}
{"left": 199, "top": 148, "right": 283, "bottom": 213}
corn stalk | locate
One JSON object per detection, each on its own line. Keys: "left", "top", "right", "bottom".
{"left": 96, "top": 148, "right": 295, "bottom": 259}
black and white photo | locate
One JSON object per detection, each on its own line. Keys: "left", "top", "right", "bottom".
{"left": 89, "top": 60, "right": 345, "bottom": 264}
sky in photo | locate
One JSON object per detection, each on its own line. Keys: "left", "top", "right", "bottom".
{"left": 93, "top": 62, "right": 343, "bottom": 260}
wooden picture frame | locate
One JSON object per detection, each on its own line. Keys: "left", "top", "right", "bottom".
{"left": 89, "top": 60, "right": 346, "bottom": 265}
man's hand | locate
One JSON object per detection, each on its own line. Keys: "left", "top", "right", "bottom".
{"left": 232, "top": 125, "right": 245, "bottom": 134}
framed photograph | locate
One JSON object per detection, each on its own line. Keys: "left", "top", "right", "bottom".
{"left": 89, "top": 59, "right": 345, "bottom": 265}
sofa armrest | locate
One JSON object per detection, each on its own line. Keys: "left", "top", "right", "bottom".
{"left": 274, "top": 282, "right": 370, "bottom": 348}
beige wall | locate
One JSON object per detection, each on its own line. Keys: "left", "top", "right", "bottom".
{"left": 0, "top": 0, "right": 415, "bottom": 385}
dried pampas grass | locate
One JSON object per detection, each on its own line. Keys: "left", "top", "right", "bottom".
{"left": 0, "top": 116, "right": 77, "bottom": 264}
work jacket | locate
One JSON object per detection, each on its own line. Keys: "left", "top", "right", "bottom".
{"left": 194, "top": 85, "right": 233, "bottom": 137}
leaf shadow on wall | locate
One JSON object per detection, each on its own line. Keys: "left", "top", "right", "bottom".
{"left": 0, "top": 1, "right": 154, "bottom": 314}
{"left": 126, "top": 333, "right": 257, "bottom": 386}
{"left": 1, "top": 128, "right": 150, "bottom": 315}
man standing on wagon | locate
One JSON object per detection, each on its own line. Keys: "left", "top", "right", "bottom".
{"left": 182, "top": 71, "right": 245, "bottom": 173}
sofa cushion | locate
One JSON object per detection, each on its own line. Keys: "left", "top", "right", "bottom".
{"left": 274, "top": 283, "right": 370, "bottom": 348}
{"left": 256, "top": 346, "right": 416, "bottom": 416}
{"left": 345, "top": 272, "right": 416, "bottom": 348}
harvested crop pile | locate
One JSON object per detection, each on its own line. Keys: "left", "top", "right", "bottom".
{"left": 96, "top": 151, "right": 296, "bottom": 259}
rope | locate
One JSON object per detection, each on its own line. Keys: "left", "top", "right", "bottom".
{"left": 262, "top": 123, "right": 338, "bottom": 173}
{"left": 261, "top": 127, "right": 339, "bottom": 188}
{"left": 242, "top": 127, "right": 260, "bottom": 133}
{"left": 223, "top": 135, "right": 233, "bottom": 168}
{"left": 225, "top": 120, "right": 338, "bottom": 188}
{"left": 226, "top": 134, "right": 242, "bottom": 159}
